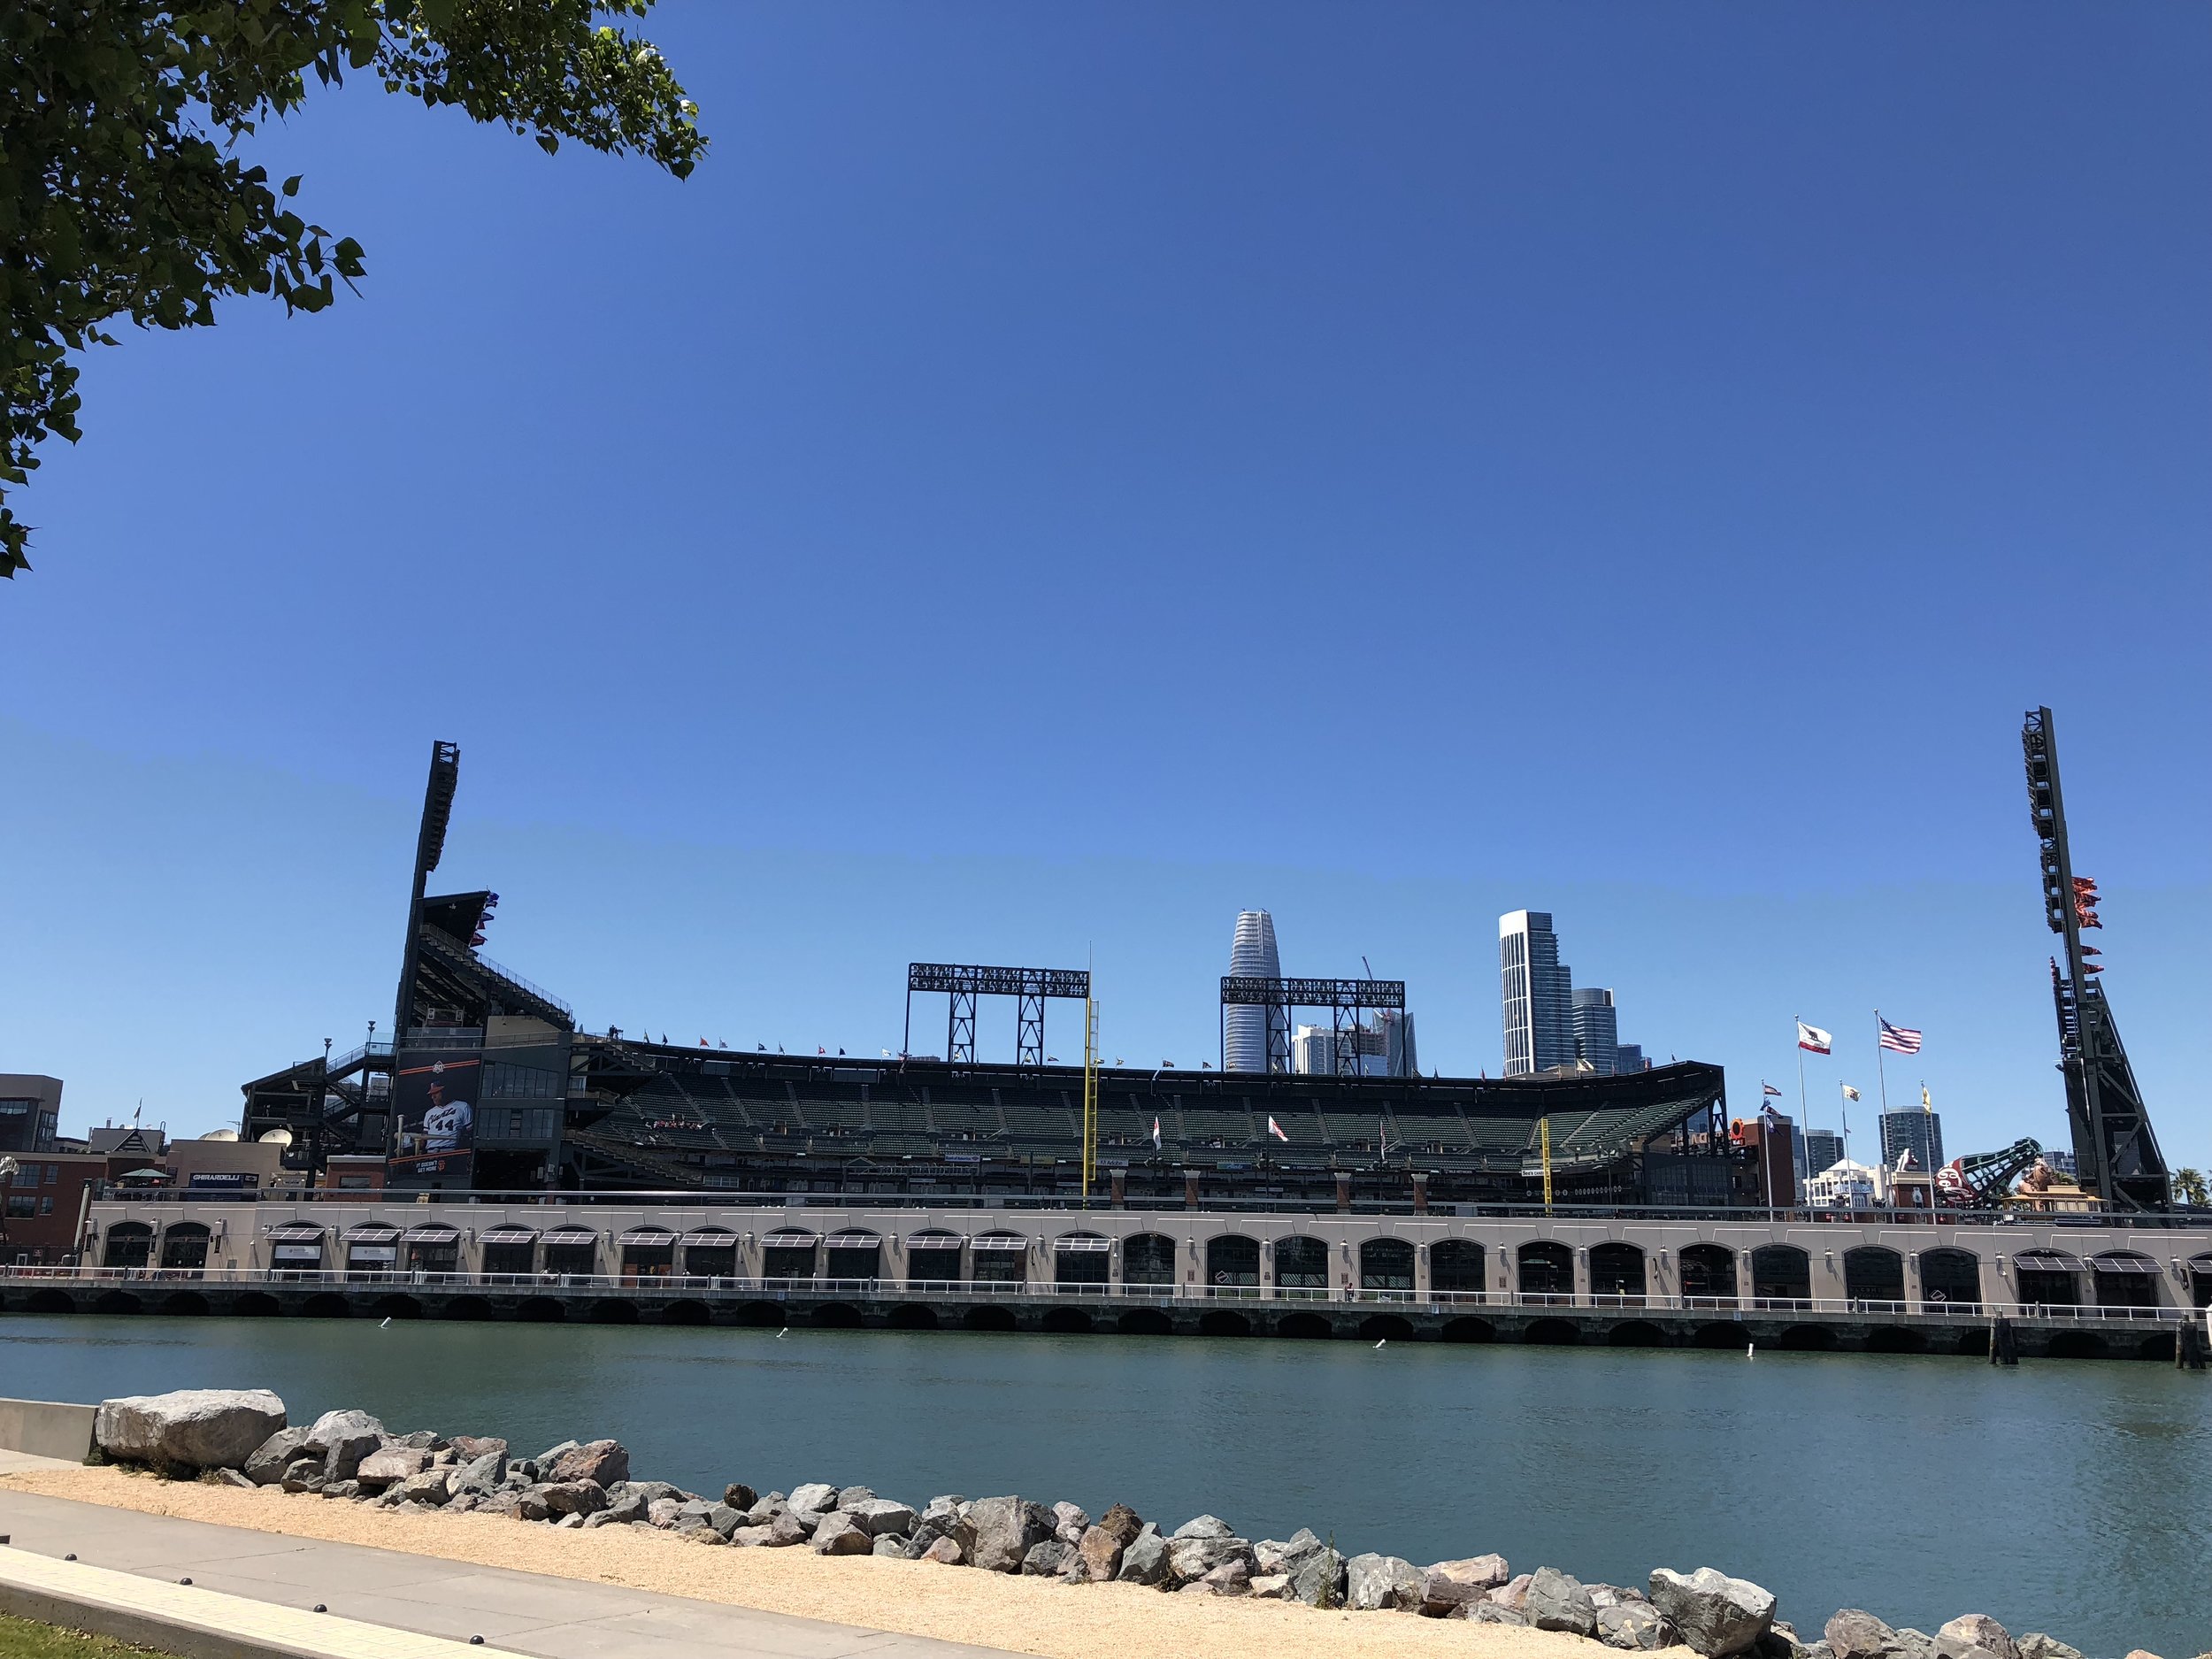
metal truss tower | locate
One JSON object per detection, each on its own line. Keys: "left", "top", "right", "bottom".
{"left": 904, "top": 964, "right": 1092, "bottom": 1067}
{"left": 1219, "top": 976, "right": 1408, "bottom": 1076}
{"left": 2023, "top": 707, "right": 2169, "bottom": 1210}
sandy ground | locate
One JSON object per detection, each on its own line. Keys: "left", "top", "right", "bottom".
{"left": 0, "top": 1466, "right": 1594, "bottom": 1659}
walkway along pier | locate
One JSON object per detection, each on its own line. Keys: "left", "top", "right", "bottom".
{"left": 11, "top": 1194, "right": 2210, "bottom": 1361}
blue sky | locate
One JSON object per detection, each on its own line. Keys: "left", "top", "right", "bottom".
{"left": 3, "top": 4, "right": 2207, "bottom": 1167}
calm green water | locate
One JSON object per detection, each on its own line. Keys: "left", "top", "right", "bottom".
{"left": 2, "top": 1317, "right": 2205, "bottom": 1659}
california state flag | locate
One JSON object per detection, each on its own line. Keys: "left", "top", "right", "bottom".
{"left": 1796, "top": 1020, "right": 1832, "bottom": 1055}
{"left": 1267, "top": 1116, "right": 1289, "bottom": 1142}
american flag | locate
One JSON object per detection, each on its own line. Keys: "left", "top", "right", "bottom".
{"left": 1878, "top": 1018, "right": 1924, "bottom": 1056}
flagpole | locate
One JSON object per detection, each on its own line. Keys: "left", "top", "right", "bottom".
{"left": 1874, "top": 1010, "right": 1891, "bottom": 1118}
{"left": 1793, "top": 1024, "right": 1809, "bottom": 1217}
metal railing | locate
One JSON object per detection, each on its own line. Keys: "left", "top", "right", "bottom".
{"left": 4, "top": 1263, "right": 2198, "bottom": 1324}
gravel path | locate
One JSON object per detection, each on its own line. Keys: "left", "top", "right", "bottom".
{"left": 1, "top": 1467, "right": 1586, "bottom": 1659}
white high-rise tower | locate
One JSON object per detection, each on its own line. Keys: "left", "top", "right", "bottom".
{"left": 1224, "top": 910, "right": 1285, "bottom": 1072}
{"left": 1500, "top": 910, "right": 1572, "bottom": 1075}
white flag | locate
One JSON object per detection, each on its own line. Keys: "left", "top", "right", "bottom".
{"left": 1267, "top": 1116, "right": 1288, "bottom": 1143}
{"left": 1796, "top": 1020, "right": 1832, "bottom": 1055}
{"left": 1841, "top": 1084, "right": 1861, "bottom": 1102}
{"left": 1150, "top": 1117, "right": 1162, "bottom": 1151}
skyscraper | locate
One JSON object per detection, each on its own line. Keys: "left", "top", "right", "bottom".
{"left": 1291, "top": 1010, "right": 1419, "bottom": 1078}
{"left": 1878, "top": 1109, "right": 1945, "bottom": 1173}
{"left": 1500, "top": 910, "right": 1573, "bottom": 1075}
{"left": 1224, "top": 910, "right": 1285, "bottom": 1072}
{"left": 1571, "top": 987, "right": 1620, "bottom": 1075}
{"left": 1614, "top": 1043, "right": 1647, "bottom": 1073}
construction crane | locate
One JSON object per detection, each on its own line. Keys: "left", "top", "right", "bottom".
{"left": 1945, "top": 1138, "right": 2044, "bottom": 1206}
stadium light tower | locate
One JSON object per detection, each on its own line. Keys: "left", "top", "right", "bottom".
{"left": 393, "top": 741, "right": 461, "bottom": 1041}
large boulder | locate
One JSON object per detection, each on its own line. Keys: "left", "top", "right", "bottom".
{"left": 1167, "top": 1534, "right": 1255, "bottom": 1586}
{"left": 788, "top": 1482, "right": 841, "bottom": 1515}
{"left": 1052, "top": 1502, "right": 1091, "bottom": 1545}
{"left": 1938, "top": 1618, "right": 2021, "bottom": 1659}
{"left": 812, "top": 1514, "right": 873, "bottom": 1555}
{"left": 1530, "top": 1568, "right": 1601, "bottom": 1638}
{"left": 1424, "top": 1555, "right": 1511, "bottom": 1617}
{"left": 1346, "top": 1553, "right": 1424, "bottom": 1612}
{"left": 539, "top": 1480, "right": 607, "bottom": 1517}
{"left": 448, "top": 1435, "right": 507, "bottom": 1462}
{"left": 1023, "top": 1540, "right": 1075, "bottom": 1577}
{"left": 1650, "top": 1569, "right": 1777, "bottom": 1658}
{"left": 397, "top": 1469, "right": 452, "bottom": 1507}
{"left": 1488, "top": 1573, "right": 1535, "bottom": 1613}
{"left": 847, "top": 1499, "right": 918, "bottom": 1538}
{"left": 1602, "top": 1603, "right": 1679, "bottom": 1650}
{"left": 1093, "top": 1503, "right": 1144, "bottom": 1546}
{"left": 449, "top": 1451, "right": 510, "bottom": 1499}
{"left": 1072, "top": 1525, "right": 1126, "bottom": 1583}
{"left": 968, "top": 1495, "right": 1054, "bottom": 1573}
{"left": 1171, "top": 1514, "right": 1234, "bottom": 1540}
{"left": 95, "top": 1390, "right": 288, "bottom": 1472}
{"left": 920, "top": 1535, "right": 966, "bottom": 1566}
{"left": 544, "top": 1440, "right": 629, "bottom": 1487}
{"left": 2017, "top": 1637, "right": 2084, "bottom": 1659}
{"left": 355, "top": 1448, "right": 432, "bottom": 1489}
{"left": 304, "top": 1409, "right": 388, "bottom": 1483}
{"left": 1829, "top": 1611, "right": 1932, "bottom": 1659}
{"left": 1287, "top": 1542, "right": 1348, "bottom": 1609}
{"left": 244, "top": 1427, "right": 314, "bottom": 1486}
{"left": 1117, "top": 1525, "right": 1172, "bottom": 1586}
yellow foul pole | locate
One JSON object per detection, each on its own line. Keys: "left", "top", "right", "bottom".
{"left": 1081, "top": 996, "right": 1100, "bottom": 1205}
{"left": 1540, "top": 1116, "right": 1554, "bottom": 1214}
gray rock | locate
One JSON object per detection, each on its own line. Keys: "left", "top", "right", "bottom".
{"left": 95, "top": 1389, "right": 289, "bottom": 1473}
{"left": 245, "top": 1428, "right": 313, "bottom": 1485}
{"left": 873, "top": 1535, "right": 920, "bottom": 1559}
{"left": 723, "top": 1482, "right": 758, "bottom": 1510}
{"left": 836, "top": 1485, "right": 875, "bottom": 1509}
{"left": 1423, "top": 1555, "right": 1511, "bottom": 1617}
{"left": 1051, "top": 1502, "right": 1091, "bottom": 1545}
{"left": 968, "top": 1495, "right": 1054, "bottom": 1573}
{"left": 447, "top": 1435, "right": 507, "bottom": 1463}
{"left": 812, "top": 1513, "right": 873, "bottom": 1555}
{"left": 2017, "top": 1637, "right": 2084, "bottom": 1659}
{"left": 1937, "top": 1618, "right": 2021, "bottom": 1659}
{"left": 1346, "top": 1553, "right": 1424, "bottom": 1612}
{"left": 1200, "top": 1560, "right": 1251, "bottom": 1595}
{"left": 1596, "top": 1586, "right": 1652, "bottom": 1611}
{"left": 1650, "top": 1569, "right": 1777, "bottom": 1658}
{"left": 1602, "top": 1602, "right": 1680, "bottom": 1650}
{"left": 1488, "top": 1573, "right": 1535, "bottom": 1612}
{"left": 847, "top": 1499, "right": 918, "bottom": 1538}
{"left": 1171, "top": 1514, "right": 1233, "bottom": 1540}
{"left": 706, "top": 1503, "right": 745, "bottom": 1537}
{"left": 600, "top": 1488, "right": 651, "bottom": 1526}
{"left": 398, "top": 1469, "right": 452, "bottom": 1506}
{"left": 923, "top": 1494, "right": 971, "bottom": 1525}
{"left": 1072, "top": 1525, "right": 1126, "bottom": 1583}
{"left": 646, "top": 1498, "right": 685, "bottom": 1528}
{"left": 539, "top": 1479, "right": 606, "bottom": 1517}
{"left": 1167, "top": 1534, "right": 1256, "bottom": 1586}
{"left": 280, "top": 1466, "right": 325, "bottom": 1495}
{"left": 728, "top": 1525, "right": 782, "bottom": 1548}
{"left": 1760, "top": 1624, "right": 1816, "bottom": 1659}
{"left": 1116, "top": 1525, "right": 1172, "bottom": 1586}
{"left": 385, "top": 1429, "right": 440, "bottom": 1451}
{"left": 920, "top": 1535, "right": 965, "bottom": 1565}
{"left": 304, "top": 1409, "right": 389, "bottom": 1483}
{"left": 1475, "top": 1605, "right": 1531, "bottom": 1627}
{"left": 1897, "top": 1633, "right": 1937, "bottom": 1659}
{"left": 543, "top": 1440, "right": 629, "bottom": 1487}
{"left": 534, "top": 1440, "right": 580, "bottom": 1468}
{"left": 449, "top": 1451, "right": 509, "bottom": 1498}
{"left": 1530, "top": 1568, "right": 1601, "bottom": 1638}
{"left": 1023, "top": 1540, "right": 1075, "bottom": 1577}
{"left": 1250, "top": 1573, "right": 1293, "bottom": 1600}
{"left": 321, "top": 1479, "right": 363, "bottom": 1500}
{"left": 355, "top": 1447, "right": 432, "bottom": 1489}
{"left": 1288, "top": 1544, "right": 1348, "bottom": 1609}
{"left": 202, "top": 1467, "right": 257, "bottom": 1489}
{"left": 788, "top": 1482, "right": 840, "bottom": 1515}
{"left": 1830, "top": 1611, "right": 1927, "bottom": 1659}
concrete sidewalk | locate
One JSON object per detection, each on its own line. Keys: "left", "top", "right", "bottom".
{"left": 0, "top": 1486, "right": 1012, "bottom": 1659}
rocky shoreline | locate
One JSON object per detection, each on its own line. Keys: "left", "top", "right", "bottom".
{"left": 88, "top": 1389, "right": 2146, "bottom": 1659}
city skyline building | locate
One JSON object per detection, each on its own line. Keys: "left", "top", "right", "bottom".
{"left": 1500, "top": 910, "right": 1573, "bottom": 1076}
{"left": 1878, "top": 1108, "right": 1945, "bottom": 1173}
{"left": 1615, "top": 1043, "right": 1647, "bottom": 1073}
{"left": 1292, "top": 1010, "right": 1418, "bottom": 1078}
{"left": 1571, "top": 987, "right": 1619, "bottom": 1075}
{"left": 1223, "top": 910, "right": 1286, "bottom": 1073}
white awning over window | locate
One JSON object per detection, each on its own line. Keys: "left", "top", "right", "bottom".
{"left": 2012, "top": 1249, "right": 2083, "bottom": 1271}
{"left": 763, "top": 1229, "right": 819, "bottom": 1248}
{"left": 1055, "top": 1234, "right": 1112, "bottom": 1253}
{"left": 681, "top": 1228, "right": 737, "bottom": 1246}
{"left": 345, "top": 1224, "right": 402, "bottom": 1242}
{"left": 480, "top": 1226, "right": 538, "bottom": 1245}
{"left": 266, "top": 1224, "right": 324, "bottom": 1242}
{"left": 542, "top": 1227, "right": 598, "bottom": 1246}
{"left": 403, "top": 1225, "right": 460, "bottom": 1243}
{"left": 972, "top": 1233, "right": 1029, "bottom": 1253}
{"left": 905, "top": 1230, "right": 964, "bottom": 1248}
{"left": 825, "top": 1231, "right": 881, "bottom": 1249}
{"left": 619, "top": 1227, "right": 678, "bottom": 1247}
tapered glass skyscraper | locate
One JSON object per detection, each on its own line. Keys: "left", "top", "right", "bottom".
{"left": 1501, "top": 910, "right": 1572, "bottom": 1075}
{"left": 1224, "top": 910, "right": 1286, "bottom": 1072}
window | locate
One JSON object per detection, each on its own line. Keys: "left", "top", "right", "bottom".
{"left": 4, "top": 1195, "right": 34, "bottom": 1218}
{"left": 39, "top": 1197, "right": 52, "bottom": 1216}
{"left": 484, "top": 1062, "right": 563, "bottom": 1099}
{"left": 482, "top": 1106, "right": 558, "bottom": 1141}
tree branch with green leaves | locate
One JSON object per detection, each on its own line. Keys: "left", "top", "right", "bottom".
{"left": 1, "top": 0, "right": 705, "bottom": 578}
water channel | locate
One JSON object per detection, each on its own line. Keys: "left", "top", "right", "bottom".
{"left": 2, "top": 1316, "right": 2205, "bottom": 1659}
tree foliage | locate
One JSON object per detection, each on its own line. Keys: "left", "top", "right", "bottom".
{"left": 1, "top": 1, "right": 705, "bottom": 577}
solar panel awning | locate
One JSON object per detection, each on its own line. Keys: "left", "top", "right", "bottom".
{"left": 972, "top": 1233, "right": 1029, "bottom": 1252}
{"left": 542, "top": 1226, "right": 598, "bottom": 1246}
{"left": 403, "top": 1224, "right": 460, "bottom": 1243}
{"left": 825, "top": 1231, "right": 881, "bottom": 1248}
{"left": 344, "top": 1224, "right": 402, "bottom": 1242}
{"left": 681, "top": 1227, "right": 737, "bottom": 1245}
{"left": 480, "top": 1226, "right": 538, "bottom": 1245}
{"left": 1054, "top": 1234, "right": 1112, "bottom": 1253}
{"left": 762, "top": 1229, "right": 819, "bottom": 1247}
{"left": 2091, "top": 1251, "right": 2159, "bottom": 1274}
{"left": 266, "top": 1223, "right": 325, "bottom": 1242}
{"left": 2011, "top": 1249, "right": 2084, "bottom": 1271}
{"left": 906, "top": 1230, "right": 964, "bottom": 1247}
{"left": 619, "top": 1227, "right": 677, "bottom": 1247}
